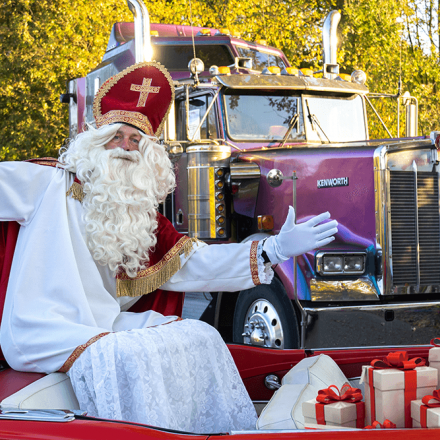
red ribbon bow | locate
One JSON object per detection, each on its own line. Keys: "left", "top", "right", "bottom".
{"left": 316, "top": 384, "right": 363, "bottom": 404}
{"left": 315, "top": 384, "right": 365, "bottom": 428}
{"left": 365, "top": 420, "right": 396, "bottom": 429}
{"left": 370, "top": 351, "right": 425, "bottom": 370}
{"left": 420, "top": 390, "right": 440, "bottom": 428}
{"left": 422, "top": 389, "right": 440, "bottom": 408}
{"left": 431, "top": 338, "right": 440, "bottom": 347}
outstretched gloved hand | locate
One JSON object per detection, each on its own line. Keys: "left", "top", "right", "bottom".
{"left": 263, "top": 206, "right": 338, "bottom": 265}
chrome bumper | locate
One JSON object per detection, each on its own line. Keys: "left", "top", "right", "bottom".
{"left": 302, "top": 301, "right": 440, "bottom": 349}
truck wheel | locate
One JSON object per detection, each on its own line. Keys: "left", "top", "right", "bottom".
{"left": 232, "top": 278, "right": 299, "bottom": 349}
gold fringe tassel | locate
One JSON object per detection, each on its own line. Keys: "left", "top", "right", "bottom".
{"left": 66, "top": 182, "right": 85, "bottom": 202}
{"left": 116, "top": 237, "right": 201, "bottom": 297}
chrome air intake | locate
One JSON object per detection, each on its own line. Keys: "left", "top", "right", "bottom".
{"left": 127, "top": 0, "right": 152, "bottom": 62}
{"left": 322, "top": 10, "right": 340, "bottom": 79}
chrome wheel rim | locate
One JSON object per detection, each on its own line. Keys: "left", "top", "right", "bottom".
{"left": 241, "top": 298, "right": 284, "bottom": 349}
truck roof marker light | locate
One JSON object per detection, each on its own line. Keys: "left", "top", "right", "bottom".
{"left": 198, "top": 29, "right": 211, "bottom": 36}
{"left": 281, "top": 67, "right": 299, "bottom": 76}
{"left": 256, "top": 39, "right": 267, "bottom": 46}
{"left": 262, "top": 66, "right": 281, "bottom": 75}
{"left": 351, "top": 70, "right": 367, "bottom": 85}
{"left": 218, "top": 66, "right": 230, "bottom": 75}
{"left": 338, "top": 73, "right": 351, "bottom": 82}
{"left": 268, "top": 66, "right": 281, "bottom": 74}
{"left": 232, "top": 31, "right": 241, "bottom": 38}
{"left": 258, "top": 215, "right": 274, "bottom": 231}
{"left": 300, "top": 68, "right": 314, "bottom": 77}
{"left": 217, "top": 28, "right": 231, "bottom": 36}
{"left": 150, "top": 30, "right": 159, "bottom": 37}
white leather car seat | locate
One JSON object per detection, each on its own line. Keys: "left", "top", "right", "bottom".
{"left": 0, "top": 372, "right": 80, "bottom": 410}
{"left": 256, "top": 354, "right": 349, "bottom": 430}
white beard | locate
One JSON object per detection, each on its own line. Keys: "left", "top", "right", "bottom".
{"left": 60, "top": 124, "right": 176, "bottom": 278}
{"left": 82, "top": 147, "right": 174, "bottom": 277}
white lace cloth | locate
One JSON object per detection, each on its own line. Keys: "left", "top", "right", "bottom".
{"left": 67, "top": 319, "right": 257, "bottom": 433}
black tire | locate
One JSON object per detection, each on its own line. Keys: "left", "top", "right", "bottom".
{"left": 232, "top": 277, "right": 300, "bottom": 349}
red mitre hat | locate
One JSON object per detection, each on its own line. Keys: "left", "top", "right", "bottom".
{"left": 93, "top": 62, "right": 174, "bottom": 137}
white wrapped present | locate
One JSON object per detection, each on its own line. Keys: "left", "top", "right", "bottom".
{"left": 361, "top": 351, "right": 437, "bottom": 428}
{"left": 429, "top": 339, "right": 440, "bottom": 386}
{"left": 302, "top": 384, "right": 365, "bottom": 428}
{"left": 411, "top": 390, "right": 440, "bottom": 428}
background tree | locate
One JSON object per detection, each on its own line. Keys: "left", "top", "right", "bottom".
{"left": 0, "top": 0, "right": 438, "bottom": 161}
{"left": 0, "top": 0, "right": 131, "bottom": 161}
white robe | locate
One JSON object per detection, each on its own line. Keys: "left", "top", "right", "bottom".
{"left": 0, "top": 161, "right": 268, "bottom": 431}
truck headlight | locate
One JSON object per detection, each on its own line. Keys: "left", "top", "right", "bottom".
{"left": 323, "top": 256, "right": 343, "bottom": 272}
{"left": 316, "top": 252, "right": 366, "bottom": 276}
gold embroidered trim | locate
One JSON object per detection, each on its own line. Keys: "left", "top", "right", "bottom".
{"left": 66, "top": 182, "right": 85, "bottom": 202}
{"left": 93, "top": 61, "right": 175, "bottom": 138}
{"left": 116, "top": 236, "right": 202, "bottom": 297}
{"left": 58, "top": 332, "right": 110, "bottom": 373}
{"left": 95, "top": 110, "right": 154, "bottom": 136}
{"left": 25, "top": 157, "right": 60, "bottom": 168}
{"left": 250, "top": 241, "right": 261, "bottom": 285}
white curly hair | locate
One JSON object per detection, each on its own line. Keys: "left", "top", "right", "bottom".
{"left": 59, "top": 123, "right": 176, "bottom": 277}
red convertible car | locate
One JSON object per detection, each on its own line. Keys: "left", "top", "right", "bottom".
{"left": 0, "top": 343, "right": 438, "bottom": 439}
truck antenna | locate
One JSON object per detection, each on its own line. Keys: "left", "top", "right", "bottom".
{"left": 188, "top": 0, "right": 199, "bottom": 82}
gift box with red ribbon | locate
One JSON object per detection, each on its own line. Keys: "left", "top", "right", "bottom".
{"left": 360, "top": 351, "right": 438, "bottom": 428}
{"left": 411, "top": 390, "right": 440, "bottom": 428}
{"left": 302, "top": 384, "right": 365, "bottom": 428}
{"left": 429, "top": 338, "right": 440, "bottom": 386}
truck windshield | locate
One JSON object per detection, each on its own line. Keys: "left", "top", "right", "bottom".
{"left": 224, "top": 92, "right": 304, "bottom": 141}
{"left": 235, "top": 47, "right": 286, "bottom": 70}
{"left": 152, "top": 45, "right": 234, "bottom": 71}
{"left": 303, "top": 94, "right": 367, "bottom": 143}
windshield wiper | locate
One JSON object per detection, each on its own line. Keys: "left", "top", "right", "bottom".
{"left": 278, "top": 113, "right": 299, "bottom": 148}
{"left": 305, "top": 99, "right": 331, "bottom": 143}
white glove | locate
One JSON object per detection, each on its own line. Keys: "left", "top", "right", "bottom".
{"left": 263, "top": 206, "right": 338, "bottom": 264}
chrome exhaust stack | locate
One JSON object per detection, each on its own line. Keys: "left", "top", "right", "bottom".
{"left": 127, "top": 0, "right": 152, "bottom": 62}
{"left": 322, "top": 10, "right": 341, "bottom": 79}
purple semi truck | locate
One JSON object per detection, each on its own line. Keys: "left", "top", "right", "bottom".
{"left": 62, "top": 0, "right": 440, "bottom": 351}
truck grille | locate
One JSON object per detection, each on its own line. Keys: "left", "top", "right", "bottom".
{"left": 390, "top": 171, "right": 440, "bottom": 287}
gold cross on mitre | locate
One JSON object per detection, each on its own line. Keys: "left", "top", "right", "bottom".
{"left": 130, "top": 77, "right": 161, "bottom": 107}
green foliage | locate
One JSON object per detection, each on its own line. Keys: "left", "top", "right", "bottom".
{"left": 0, "top": 0, "right": 439, "bottom": 161}
{"left": 342, "top": 0, "right": 440, "bottom": 137}
{"left": 0, "top": 0, "right": 131, "bottom": 161}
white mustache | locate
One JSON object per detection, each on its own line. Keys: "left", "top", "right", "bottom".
{"left": 108, "top": 148, "right": 140, "bottom": 163}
